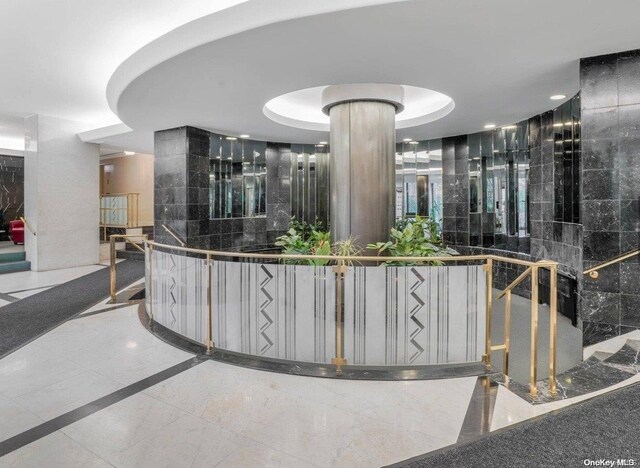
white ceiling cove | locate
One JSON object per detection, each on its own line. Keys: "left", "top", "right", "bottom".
{"left": 2, "top": 0, "right": 640, "bottom": 154}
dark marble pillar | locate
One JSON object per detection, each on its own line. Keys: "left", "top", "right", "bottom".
{"left": 580, "top": 49, "right": 640, "bottom": 344}
{"left": 154, "top": 126, "right": 210, "bottom": 249}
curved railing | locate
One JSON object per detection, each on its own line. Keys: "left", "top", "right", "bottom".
{"left": 109, "top": 237, "right": 559, "bottom": 396}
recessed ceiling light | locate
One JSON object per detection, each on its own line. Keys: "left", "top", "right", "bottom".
{"left": 502, "top": 125, "right": 516, "bottom": 129}
{"left": 403, "top": 138, "right": 412, "bottom": 142}
{"left": 409, "top": 141, "right": 419, "bottom": 145}
{"left": 484, "top": 124, "right": 496, "bottom": 129}
{"left": 225, "top": 136, "right": 237, "bottom": 141}
{"left": 239, "top": 134, "right": 250, "bottom": 138}
{"left": 124, "top": 151, "right": 135, "bottom": 156}
{"left": 319, "top": 141, "right": 328, "bottom": 145}
{"left": 315, "top": 144, "right": 325, "bottom": 147}
{"left": 550, "top": 94, "right": 566, "bottom": 100}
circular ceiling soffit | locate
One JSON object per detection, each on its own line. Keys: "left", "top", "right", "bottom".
{"left": 263, "top": 84, "right": 455, "bottom": 132}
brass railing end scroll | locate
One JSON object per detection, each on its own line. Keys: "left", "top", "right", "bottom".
{"left": 583, "top": 249, "right": 640, "bottom": 279}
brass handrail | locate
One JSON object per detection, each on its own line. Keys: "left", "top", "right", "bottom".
{"left": 110, "top": 237, "right": 559, "bottom": 396}
{"left": 161, "top": 224, "right": 186, "bottom": 247}
{"left": 19, "top": 217, "right": 36, "bottom": 236}
{"left": 109, "top": 234, "right": 148, "bottom": 301}
{"left": 496, "top": 267, "right": 532, "bottom": 299}
{"left": 583, "top": 249, "right": 640, "bottom": 279}
{"left": 142, "top": 238, "right": 558, "bottom": 266}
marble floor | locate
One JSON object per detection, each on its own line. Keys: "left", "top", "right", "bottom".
{"left": 0, "top": 261, "right": 121, "bottom": 308}
{"left": 0, "top": 270, "right": 638, "bottom": 467}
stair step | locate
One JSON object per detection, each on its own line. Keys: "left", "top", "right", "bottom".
{"left": 116, "top": 250, "right": 144, "bottom": 261}
{"left": 500, "top": 338, "right": 640, "bottom": 404}
{"left": 0, "top": 251, "right": 26, "bottom": 264}
{"left": 0, "top": 260, "right": 31, "bottom": 274}
{"left": 591, "top": 351, "right": 614, "bottom": 361}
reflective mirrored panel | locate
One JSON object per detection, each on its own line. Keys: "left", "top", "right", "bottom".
{"left": 209, "top": 136, "right": 267, "bottom": 219}
{"left": 290, "top": 144, "right": 330, "bottom": 226}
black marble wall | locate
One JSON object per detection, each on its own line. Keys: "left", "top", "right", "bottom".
{"left": 154, "top": 127, "right": 291, "bottom": 250}
{"left": 580, "top": 50, "right": 640, "bottom": 344}
{"left": 0, "top": 155, "right": 24, "bottom": 241}
{"left": 442, "top": 136, "right": 470, "bottom": 247}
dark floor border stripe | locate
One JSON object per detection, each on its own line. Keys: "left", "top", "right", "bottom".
{"left": 456, "top": 376, "right": 499, "bottom": 443}
{"left": 386, "top": 381, "right": 640, "bottom": 467}
{"left": 0, "top": 292, "right": 18, "bottom": 303}
{"left": 4, "top": 284, "right": 59, "bottom": 295}
{"left": 72, "top": 302, "right": 135, "bottom": 320}
{"left": 0, "top": 356, "right": 206, "bottom": 458}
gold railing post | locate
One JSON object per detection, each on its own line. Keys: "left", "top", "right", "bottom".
{"left": 529, "top": 266, "right": 539, "bottom": 396}
{"left": 206, "top": 253, "right": 213, "bottom": 353}
{"left": 332, "top": 265, "right": 348, "bottom": 375}
{"left": 109, "top": 235, "right": 117, "bottom": 302}
{"left": 148, "top": 243, "right": 154, "bottom": 320}
{"left": 504, "top": 290, "right": 512, "bottom": 376}
{"left": 549, "top": 265, "right": 558, "bottom": 395}
{"left": 483, "top": 258, "right": 493, "bottom": 366}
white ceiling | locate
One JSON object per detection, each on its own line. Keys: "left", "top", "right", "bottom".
{"left": 108, "top": 0, "right": 640, "bottom": 147}
{"left": 0, "top": 0, "right": 250, "bottom": 152}
{"left": 2, "top": 0, "right": 640, "bottom": 155}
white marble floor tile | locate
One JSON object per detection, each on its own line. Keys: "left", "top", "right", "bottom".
{"left": 0, "top": 431, "right": 112, "bottom": 468}
{"left": 214, "top": 438, "right": 317, "bottom": 468}
{"left": 0, "top": 394, "right": 43, "bottom": 441}
{"left": 0, "top": 345, "right": 87, "bottom": 399}
{"left": 12, "top": 370, "right": 122, "bottom": 421}
{"left": 111, "top": 413, "right": 244, "bottom": 468}
{"left": 61, "top": 393, "right": 186, "bottom": 462}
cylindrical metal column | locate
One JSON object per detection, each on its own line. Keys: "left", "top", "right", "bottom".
{"left": 329, "top": 100, "right": 396, "bottom": 249}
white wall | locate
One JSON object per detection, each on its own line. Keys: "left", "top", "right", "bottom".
{"left": 24, "top": 115, "right": 100, "bottom": 271}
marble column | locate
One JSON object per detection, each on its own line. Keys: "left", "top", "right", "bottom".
{"left": 24, "top": 115, "right": 100, "bottom": 271}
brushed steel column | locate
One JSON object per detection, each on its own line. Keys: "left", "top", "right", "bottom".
{"left": 329, "top": 101, "right": 396, "bottom": 249}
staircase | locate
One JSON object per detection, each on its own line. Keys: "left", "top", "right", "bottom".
{"left": 0, "top": 250, "right": 30, "bottom": 274}
{"left": 495, "top": 338, "right": 640, "bottom": 404}
{"left": 115, "top": 226, "right": 153, "bottom": 262}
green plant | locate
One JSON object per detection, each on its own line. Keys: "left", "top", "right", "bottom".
{"left": 332, "top": 236, "right": 363, "bottom": 266}
{"left": 368, "top": 215, "right": 457, "bottom": 265}
{"left": 275, "top": 218, "right": 331, "bottom": 265}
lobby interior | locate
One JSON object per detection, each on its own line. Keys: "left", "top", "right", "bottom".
{"left": 0, "top": 1, "right": 639, "bottom": 466}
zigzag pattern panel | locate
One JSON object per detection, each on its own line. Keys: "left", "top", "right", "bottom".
{"left": 344, "top": 265, "right": 485, "bottom": 365}
{"left": 212, "top": 262, "right": 336, "bottom": 364}
{"left": 149, "top": 250, "right": 207, "bottom": 345}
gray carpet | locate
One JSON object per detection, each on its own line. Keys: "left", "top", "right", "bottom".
{"left": 396, "top": 382, "right": 640, "bottom": 467}
{"left": 0, "top": 260, "right": 145, "bottom": 358}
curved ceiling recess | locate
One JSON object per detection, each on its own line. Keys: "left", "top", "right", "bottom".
{"left": 108, "top": 0, "right": 640, "bottom": 144}
{"left": 263, "top": 84, "right": 455, "bottom": 131}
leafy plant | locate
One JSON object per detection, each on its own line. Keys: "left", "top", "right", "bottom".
{"left": 275, "top": 218, "right": 331, "bottom": 265}
{"left": 332, "top": 236, "right": 363, "bottom": 266}
{"left": 367, "top": 215, "right": 457, "bottom": 265}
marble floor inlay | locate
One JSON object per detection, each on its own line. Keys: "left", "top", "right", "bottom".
{"left": 0, "top": 267, "right": 639, "bottom": 467}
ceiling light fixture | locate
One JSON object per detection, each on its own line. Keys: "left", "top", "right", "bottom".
{"left": 403, "top": 138, "right": 412, "bottom": 142}
{"left": 484, "top": 124, "right": 496, "bottom": 129}
{"left": 319, "top": 141, "right": 328, "bottom": 145}
{"left": 124, "top": 151, "right": 135, "bottom": 156}
{"left": 409, "top": 141, "right": 419, "bottom": 145}
{"left": 502, "top": 125, "right": 516, "bottom": 129}
{"left": 225, "top": 136, "right": 237, "bottom": 141}
{"left": 239, "top": 134, "right": 250, "bottom": 138}
{"left": 550, "top": 94, "right": 566, "bottom": 100}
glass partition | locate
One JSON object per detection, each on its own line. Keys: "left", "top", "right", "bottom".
{"left": 210, "top": 136, "right": 267, "bottom": 219}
